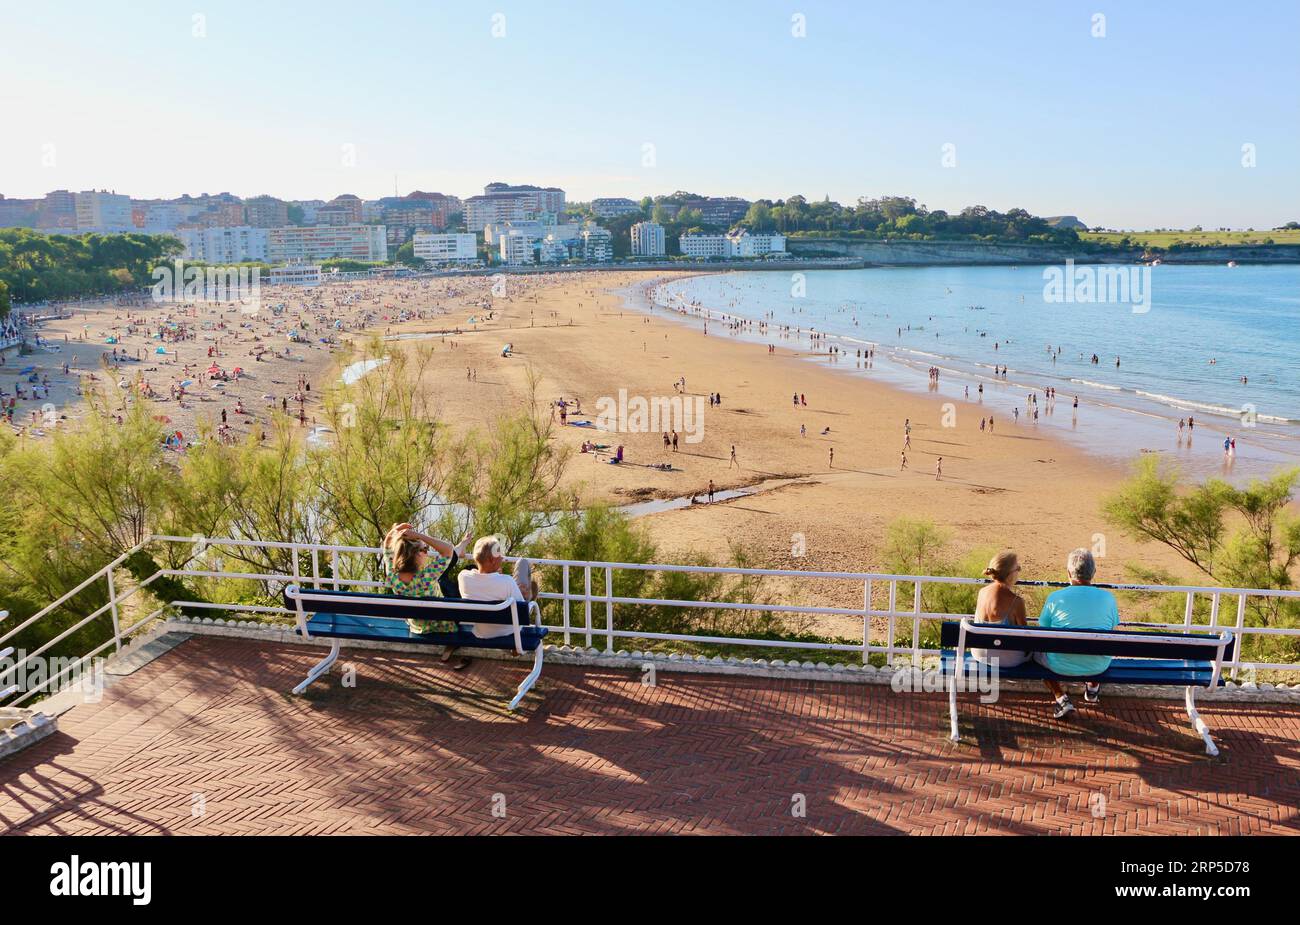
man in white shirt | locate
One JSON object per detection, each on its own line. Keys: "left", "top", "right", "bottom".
{"left": 458, "top": 536, "right": 538, "bottom": 639}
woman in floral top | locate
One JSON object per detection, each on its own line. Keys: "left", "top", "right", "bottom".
{"left": 383, "top": 522, "right": 472, "bottom": 669}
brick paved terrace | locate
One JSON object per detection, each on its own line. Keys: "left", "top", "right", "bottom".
{"left": 2, "top": 635, "right": 1298, "bottom": 835}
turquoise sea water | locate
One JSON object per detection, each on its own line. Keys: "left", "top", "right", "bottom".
{"left": 641, "top": 264, "right": 1300, "bottom": 481}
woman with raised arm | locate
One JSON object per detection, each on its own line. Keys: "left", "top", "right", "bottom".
{"left": 382, "top": 522, "right": 472, "bottom": 669}
{"left": 970, "top": 551, "right": 1029, "bottom": 668}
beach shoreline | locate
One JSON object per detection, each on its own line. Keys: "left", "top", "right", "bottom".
{"left": 4, "top": 268, "right": 1263, "bottom": 622}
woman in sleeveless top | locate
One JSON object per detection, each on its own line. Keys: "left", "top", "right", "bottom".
{"left": 971, "top": 551, "right": 1029, "bottom": 668}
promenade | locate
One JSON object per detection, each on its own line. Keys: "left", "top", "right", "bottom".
{"left": 3, "top": 635, "right": 1297, "bottom": 836}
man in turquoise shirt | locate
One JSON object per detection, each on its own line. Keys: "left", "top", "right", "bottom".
{"left": 1035, "top": 548, "right": 1119, "bottom": 718}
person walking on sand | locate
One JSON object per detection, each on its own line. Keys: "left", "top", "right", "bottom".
{"left": 707, "top": 479, "right": 715, "bottom": 503}
{"left": 829, "top": 447, "right": 834, "bottom": 468}
{"left": 900, "top": 450, "right": 908, "bottom": 470}
{"left": 935, "top": 457, "right": 943, "bottom": 480}
{"left": 729, "top": 445, "right": 738, "bottom": 468}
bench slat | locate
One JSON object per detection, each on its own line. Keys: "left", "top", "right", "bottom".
{"left": 940, "top": 652, "right": 1221, "bottom": 686}
{"left": 939, "top": 621, "right": 1235, "bottom": 662}
{"left": 285, "top": 587, "right": 530, "bottom": 625}
{"left": 295, "top": 612, "right": 547, "bottom": 652}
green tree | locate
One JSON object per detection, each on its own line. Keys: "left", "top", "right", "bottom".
{"left": 1103, "top": 457, "right": 1300, "bottom": 646}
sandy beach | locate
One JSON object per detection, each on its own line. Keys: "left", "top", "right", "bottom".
{"left": 0, "top": 275, "right": 503, "bottom": 443}
{"left": 390, "top": 270, "right": 1201, "bottom": 623}
{"left": 3, "top": 268, "right": 1200, "bottom": 633}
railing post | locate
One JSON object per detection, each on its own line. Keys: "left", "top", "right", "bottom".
{"left": 562, "top": 564, "right": 571, "bottom": 646}
{"left": 311, "top": 549, "right": 321, "bottom": 590}
{"left": 862, "top": 579, "right": 872, "bottom": 665}
{"left": 1232, "top": 593, "right": 1248, "bottom": 680}
{"left": 604, "top": 565, "right": 614, "bottom": 653}
{"left": 886, "top": 580, "right": 898, "bottom": 666}
{"left": 106, "top": 566, "right": 122, "bottom": 653}
{"left": 1183, "top": 591, "right": 1195, "bottom": 630}
{"left": 584, "top": 565, "right": 593, "bottom": 648}
{"left": 331, "top": 550, "right": 339, "bottom": 590}
{"left": 911, "top": 581, "right": 923, "bottom": 667}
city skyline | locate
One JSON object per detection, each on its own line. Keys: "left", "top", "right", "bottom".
{"left": 1, "top": 0, "right": 1297, "bottom": 229}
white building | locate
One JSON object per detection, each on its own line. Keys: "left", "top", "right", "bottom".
{"left": 74, "top": 190, "right": 132, "bottom": 232}
{"left": 727, "top": 230, "right": 787, "bottom": 257}
{"left": 679, "top": 233, "right": 728, "bottom": 259}
{"left": 538, "top": 236, "right": 573, "bottom": 264}
{"left": 680, "top": 230, "right": 787, "bottom": 259}
{"left": 630, "top": 221, "right": 666, "bottom": 257}
{"left": 176, "top": 226, "right": 269, "bottom": 264}
{"left": 412, "top": 232, "right": 477, "bottom": 264}
{"left": 269, "top": 264, "right": 323, "bottom": 286}
{"left": 591, "top": 197, "right": 641, "bottom": 219}
{"left": 267, "top": 224, "right": 387, "bottom": 263}
{"left": 499, "top": 230, "right": 536, "bottom": 266}
{"left": 580, "top": 225, "right": 613, "bottom": 262}
{"left": 466, "top": 183, "right": 566, "bottom": 232}
{"left": 143, "top": 203, "right": 186, "bottom": 233}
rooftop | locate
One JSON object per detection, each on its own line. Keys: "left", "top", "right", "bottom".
{"left": 3, "top": 635, "right": 1297, "bottom": 835}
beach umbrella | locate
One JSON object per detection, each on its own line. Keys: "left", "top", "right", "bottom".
{"left": 180, "top": 379, "right": 194, "bottom": 388}
{"left": 19, "top": 366, "right": 34, "bottom": 375}
{"left": 155, "top": 346, "right": 167, "bottom": 354}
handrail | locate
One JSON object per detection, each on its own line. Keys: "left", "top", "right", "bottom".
{"left": 6, "top": 534, "right": 1299, "bottom": 708}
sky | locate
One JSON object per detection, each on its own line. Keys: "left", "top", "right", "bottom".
{"left": 1, "top": 0, "right": 1297, "bottom": 229}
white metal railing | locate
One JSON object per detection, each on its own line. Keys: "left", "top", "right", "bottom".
{"left": 4, "top": 533, "right": 1300, "bottom": 707}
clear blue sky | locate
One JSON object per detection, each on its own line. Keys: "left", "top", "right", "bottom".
{"left": 2, "top": 0, "right": 1297, "bottom": 229}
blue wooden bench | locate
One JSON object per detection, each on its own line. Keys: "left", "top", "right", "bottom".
{"left": 939, "top": 619, "right": 1236, "bottom": 755}
{"left": 284, "top": 585, "right": 548, "bottom": 710}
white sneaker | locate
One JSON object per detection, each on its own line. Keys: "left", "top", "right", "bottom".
{"left": 1053, "top": 697, "right": 1076, "bottom": 719}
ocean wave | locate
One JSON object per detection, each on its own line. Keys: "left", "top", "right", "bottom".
{"left": 1134, "top": 390, "right": 1297, "bottom": 424}
{"left": 1069, "top": 378, "right": 1122, "bottom": 391}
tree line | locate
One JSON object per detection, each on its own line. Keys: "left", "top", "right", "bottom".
{"left": 0, "top": 228, "right": 183, "bottom": 312}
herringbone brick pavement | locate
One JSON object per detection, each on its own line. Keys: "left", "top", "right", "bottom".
{"left": 1, "top": 636, "right": 1297, "bottom": 835}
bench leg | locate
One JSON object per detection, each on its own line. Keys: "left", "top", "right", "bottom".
{"left": 948, "top": 669, "right": 960, "bottom": 742}
{"left": 292, "top": 640, "right": 340, "bottom": 695}
{"left": 1185, "top": 686, "right": 1219, "bottom": 757}
{"left": 508, "top": 645, "right": 544, "bottom": 711}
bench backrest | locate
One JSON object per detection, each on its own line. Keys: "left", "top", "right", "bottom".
{"left": 940, "top": 620, "right": 1236, "bottom": 663}
{"left": 284, "top": 585, "right": 529, "bottom": 627}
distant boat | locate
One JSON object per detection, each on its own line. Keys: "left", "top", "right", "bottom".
{"left": 1227, "top": 260, "right": 1238, "bottom": 268}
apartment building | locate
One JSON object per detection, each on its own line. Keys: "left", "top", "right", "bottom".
{"left": 498, "top": 230, "right": 536, "bottom": 266}
{"left": 591, "top": 197, "right": 641, "bottom": 219}
{"left": 37, "top": 190, "right": 77, "bottom": 230}
{"left": 580, "top": 225, "right": 613, "bottom": 262}
{"left": 176, "top": 226, "right": 270, "bottom": 264}
{"left": 74, "top": 190, "right": 133, "bottom": 232}
{"left": 630, "top": 221, "right": 666, "bottom": 257}
{"left": 679, "top": 230, "right": 786, "bottom": 259}
{"left": 411, "top": 232, "right": 477, "bottom": 264}
{"left": 267, "top": 224, "right": 387, "bottom": 263}
{"left": 466, "top": 182, "right": 565, "bottom": 231}
{"left": 245, "top": 195, "right": 290, "bottom": 228}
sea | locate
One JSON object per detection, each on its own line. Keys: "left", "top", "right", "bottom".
{"left": 635, "top": 264, "right": 1300, "bottom": 482}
